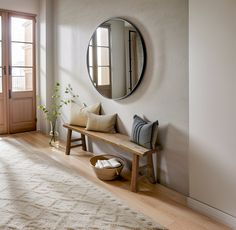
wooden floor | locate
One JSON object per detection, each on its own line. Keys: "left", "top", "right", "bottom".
{"left": 2, "top": 131, "right": 232, "bottom": 230}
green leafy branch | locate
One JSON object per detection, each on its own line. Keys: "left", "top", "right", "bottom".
{"left": 38, "top": 82, "right": 79, "bottom": 123}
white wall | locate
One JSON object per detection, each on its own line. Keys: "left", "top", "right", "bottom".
{"left": 0, "top": 0, "right": 39, "bottom": 14}
{"left": 189, "top": 0, "right": 236, "bottom": 217}
{"left": 53, "top": 0, "right": 189, "bottom": 195}
{"left": 38, "top": 0, "right": 54, "bottom": 133}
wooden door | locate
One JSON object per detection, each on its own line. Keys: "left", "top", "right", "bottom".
{"left": 0, "top": 11, "right": 36, "bottom": 134}
{"left": 0, "top": 68, "right": 7, "bottom": 133}
{"left": 0, "top": 13, "right": 8, "bottom": 134}
{"left": 8, "top": 14, "right": 36, "bottom": 133}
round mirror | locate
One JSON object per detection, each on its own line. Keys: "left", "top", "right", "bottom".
{"left": 87, "top": 18, "right": 146, "bottom": 100}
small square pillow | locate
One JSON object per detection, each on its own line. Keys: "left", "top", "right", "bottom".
{"left": 69, "top": 103, "right": 101, "bottom": 127}
{"left": 130, "top": 115, "right": 159, "bottom": 149}
{"left": 86, "top": 113, "right": 117, "bottom": 133}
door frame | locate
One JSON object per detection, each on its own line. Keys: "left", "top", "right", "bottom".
{"left": 0, "top": 9, "right": 36, "bottom": 134}
{"left": 0, "top": 11, "right": 9, "bottom": 134}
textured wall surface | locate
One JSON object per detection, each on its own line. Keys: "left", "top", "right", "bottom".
{"left": 0, "top": 0, "right": 39, "bottom": 14}
{"left": 53, "top": 0, "right": 189, "bottom": 195}
{"left": 189, "top": 0, "right": 236, "bottom": 217}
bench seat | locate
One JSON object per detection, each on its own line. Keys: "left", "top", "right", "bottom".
{"left": 63, "top": 123, "right": 157, "bottom": 192}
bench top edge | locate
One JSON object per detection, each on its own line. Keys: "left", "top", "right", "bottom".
{"left": 63, "top": 123, "right": 156, "bottom": 156}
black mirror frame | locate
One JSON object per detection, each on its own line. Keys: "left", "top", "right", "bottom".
{"left": 86, "top": 17, "right": 147, "bottom": 100}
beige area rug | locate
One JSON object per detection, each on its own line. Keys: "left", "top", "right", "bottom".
{"left": 0, "top": 137, "right": 165, "bottom": 230}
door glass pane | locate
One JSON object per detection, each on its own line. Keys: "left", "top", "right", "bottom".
{"left": 0, "top": 16, "right": 2, "bottom": 66}
{"left": 0, "top": 42, "right": 2, "bottom": 66}
{"left": 12, "top": 67, "right": 33, "bottom": 91}
{"left": 0, "top": 68, "right": 2, "bottom": 93}
{"left": 11, "top": 17, "right": 33, "bottom": 42}
{"left": 0, "top": 16, "right": 2, "bottom": 40}
{"left": 0, "top": 16, "right": 2, "bottom": 93}
{"left": 97, "top": 47, "right": 109, "bottom": 66}
{"left": 11, "top": 43, "right": 33, "bottom": 67}
{"left": 98, "top": 67, "right": 110, "bottom": 85}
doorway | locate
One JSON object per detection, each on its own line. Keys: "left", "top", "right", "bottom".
{"left": 0, "top": 10, "right": 36, "bottom": 134}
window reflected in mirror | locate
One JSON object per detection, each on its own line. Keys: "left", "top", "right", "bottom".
{"left": 87, "top": 18, "right": 146, "bottom": 100}
{"left": 88, "top": 26, "right": 111, "bottom": 97}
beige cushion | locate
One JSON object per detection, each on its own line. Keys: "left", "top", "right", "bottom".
{"left": 69, "top": 103, "right": 101, "bottom": 127}
{"left": 86, "top": 113, "right": 117, "bottom": 133}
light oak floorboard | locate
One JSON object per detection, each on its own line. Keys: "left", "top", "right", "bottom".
{"left": 2, "top": 131, "right": 232, "bottom": 230}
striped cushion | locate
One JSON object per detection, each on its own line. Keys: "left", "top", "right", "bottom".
{"left": 131, "top": 115, "right": 159, "bottom": 149}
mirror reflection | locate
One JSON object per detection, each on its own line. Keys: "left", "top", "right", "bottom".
{"left": 87, "top": 18, "right": 146, "bottom": 99}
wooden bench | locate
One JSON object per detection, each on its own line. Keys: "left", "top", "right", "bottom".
{"left": 63, "top": 123, "right": 157, "bottom": 192}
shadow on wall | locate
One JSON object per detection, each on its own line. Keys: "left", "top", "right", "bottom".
{"left": 189, "top": 140, "right": 236, "bottom": 216}
{"left": 156, "top": 123, "right": 189, "bottom": 196}
{"left": 86, "top": 121, "right": 189, "bottom": 196}
{"left": 116, "top": 115, "right": 129, "bottom": 135}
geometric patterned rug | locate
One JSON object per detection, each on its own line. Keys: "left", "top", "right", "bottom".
{"left": 0, "top": 137, "right": 165, "bottom": 230}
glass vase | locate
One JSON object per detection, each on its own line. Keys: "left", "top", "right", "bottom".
{"left": 49, "top": 120, "right": 59, "bottom": 147}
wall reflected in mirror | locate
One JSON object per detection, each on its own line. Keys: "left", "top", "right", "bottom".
{"left": 87, "top": 18, "right": 146, "bottom": 100}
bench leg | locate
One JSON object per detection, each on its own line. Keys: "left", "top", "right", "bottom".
{"left": 65, "top": 129, "right": 72, "bottom": 155}
{"left": 81, "top": 134, "right": 87, "bottom": 151}
{"left": 146, "top": 153, "right": 156, "bottom": 184}
{"left": 131, "top": 155, "right": 139, "bottom": 192}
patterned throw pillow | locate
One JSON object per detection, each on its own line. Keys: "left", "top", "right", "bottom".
{"left": 131, "top": 115, "right": 159, "bottom": 149}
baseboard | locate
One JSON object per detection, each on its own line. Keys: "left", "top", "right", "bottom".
{"left": 187, "top": 197, "right": 236, "bottom": 229}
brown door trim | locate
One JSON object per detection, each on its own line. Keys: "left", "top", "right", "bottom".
{"left": 0, "top": 10, "right": 36, "bottom": 134}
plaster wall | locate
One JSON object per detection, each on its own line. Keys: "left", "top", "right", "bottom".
{"left": 0, "top": 0, "right": 39, "bottom": 14}
{"left": 38, "top": 0, "right": 54, "bottom": 133}
{"left": 53, "top": 0, "right": 189, "bottom": 195}
{"left": 189, "top": 0, "right": 236, "bottom": 216}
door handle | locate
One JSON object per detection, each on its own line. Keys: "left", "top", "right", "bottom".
{"left": 9, "top": 89, "right": 11, "bottom": 99}
{"left": 8, "top": 66, "right": 11, "bottom": 75}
